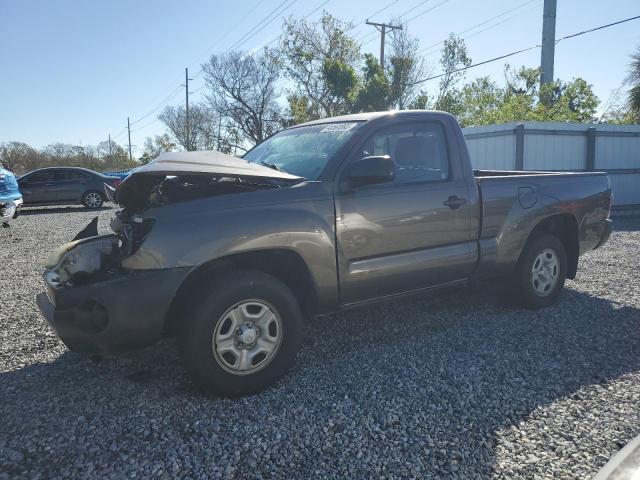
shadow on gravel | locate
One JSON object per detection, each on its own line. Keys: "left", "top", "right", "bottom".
{"left": 2, "top": 284, "right": 640, "bottom": 478}
{"left": 19, "top": 205, "right": 112, "bottom": 215}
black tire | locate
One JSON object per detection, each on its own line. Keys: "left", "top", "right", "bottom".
{"left": 512, "top": 233, "right": 567, "bottom": 309}
{"left": 177, "top": 270, "right": 303, "bottom": 396}
{"left": 81, "top": 190, "right": 104, "bottom": 209}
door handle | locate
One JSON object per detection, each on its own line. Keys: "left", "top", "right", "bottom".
{"left": 443, "top": 195, "right": 467, "bottom": 209}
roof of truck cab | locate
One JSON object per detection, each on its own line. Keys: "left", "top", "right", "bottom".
{"left": 295, "top": 110, "right": 451, "bottom": 127}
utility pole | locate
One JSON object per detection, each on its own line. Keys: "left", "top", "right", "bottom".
{"left": 183, "top": 67, "right": 194, "bottom": 151}
{"left": 108, "top": 133, "right": 112, "bottom": 164}
{"left": 127, "top": 117, "right": 133, "bottom": 162}
{"left": 540, "top": 0, "right": 557, "bottom": 86}
{"left": 365, "top": 21, "right": 402, "bottom": 68}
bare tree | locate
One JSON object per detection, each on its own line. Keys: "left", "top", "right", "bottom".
{"left": 202, "top": 49, "right": 282, "bottom": 147}
{"left": 158, "top": 103, "right": 213, "bottom": 151}
{"left": 0, "top": 142, "right": 43, "bottom": 174}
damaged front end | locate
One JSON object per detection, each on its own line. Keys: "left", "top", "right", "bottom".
{"left": 37, "top": 150, "right": 303, "bottom": 355}
{"left": 38, "top": 221, "right": 192, "bottom": 355}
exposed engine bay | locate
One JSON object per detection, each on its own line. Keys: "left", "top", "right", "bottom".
{"left": 47, "top": 175, "right": 302, "bottom": 289}
{"left": 111, "top": 173, "right": 285, "bottom": 213}
{"left": 43, "top": 150, "right": 305, "bottom": 289}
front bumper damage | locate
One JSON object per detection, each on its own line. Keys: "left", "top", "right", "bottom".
{"left": 38, "top": 267, "right": 190, "bottom": 355}
{"left": 1, "top": 197, "right": 22, "bottom": 224}
{"left": 37, "top": 229, "right": 191, "bottom": 355}
{"left": 36, "top": 152, "right": 303, "bottom": 356}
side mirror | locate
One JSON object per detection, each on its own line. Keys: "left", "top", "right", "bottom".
{"left": 347, "top": 155, "right": 395, "bottom": 187}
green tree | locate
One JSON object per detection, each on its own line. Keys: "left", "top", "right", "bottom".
{"left": 434, "top": 34, "right": 471, "bottom": 113}
{"left": 386, "top": 25, "right": 428, "bottom": 109}
{"left": 626, "top": 45, "right": 640, "bottom": 122}
{"left": 139, "top": 134, "right": 176, "bottom": 164}
{"left": 279, "top": 12, "right": 361, "bottom": 121}
{"left": 454, "top": 66, "right": 599, "bottom": 127}
{"left": 456, "top": 77, "right": 503, "bottom": 126}
{"left": 354, "top": 54, "right": 391, "bottom": 112}
{"left": 285, "top": 94, "right": 315, "bottom": 126}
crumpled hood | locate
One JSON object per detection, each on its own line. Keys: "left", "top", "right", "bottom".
{"left": 113, "top": 150, "right": 303, "bottom": 210}
{"left": 125, "top": 150, "right": 301, "bottom": 179}
{"left": 0, "top": 167, "right": 22, "bottom": 202}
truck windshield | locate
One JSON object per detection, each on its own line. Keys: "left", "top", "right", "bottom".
{"left": 243, "top": 122, "right": 363, "bottom": 179}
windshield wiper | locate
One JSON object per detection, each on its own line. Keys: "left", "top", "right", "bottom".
{"left": 260, "top": 161, "right": 286, "bottom": 173}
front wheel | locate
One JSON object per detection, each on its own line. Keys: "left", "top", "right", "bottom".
{"left": 178, "top": 270, "right": 303, "bottom": 396}
{"left": 81, "top": 190, "right": 104, "bottom": 209}
{"left": 512, "top": 233, "right": 567, "bottom": 309}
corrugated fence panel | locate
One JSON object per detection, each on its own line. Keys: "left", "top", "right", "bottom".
{"left": 595, "top": 135, "right": 640, "bottom": 169}
{"left": 462, "top": 121, "right": 640, "bottom": 206}
{"left": 524, "top": 133, "right": 586, "bottom": 170}
{"left": 608, "top": 173, "right": 640, "bottom": 205}
{"left": 466, "top": 135, "right": 515, "bottom": 170}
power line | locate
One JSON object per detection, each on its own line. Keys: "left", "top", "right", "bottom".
{"left": 129, "top": 85, "right": 183, "bottom": 125}
{"left": 404, "top": 0, "right": 448, "bottom": 23}
{"left": 111, "top": 127, "right": 128, "bottom": 141}
{"left": 226, "top": 0, "right": 298, "bottom": 52}
{"left": 192, "top": 0, "right": 299, "bottom": 80}
{"left": 352, "top": 0, "right": 404, "bottom": 31}
{"left": 263, "top": 0, "right": 331, "bottom": 48}
{"left": 360, "top": 0, "right": 451, "bottom": 46}
{"left": 419, "top": 10, "right": 537, "bottom": 59}
{"left": 356, "top": 0, "right": 432, "bottom": 41}
{"left": 190, "top": 0, "right": 269, "bottom": 70}
{"left": 130, "top": 117, "right": 163, "bottom": 134}
{"left": 120, "top": 0, "right": 301, "bottom": 141}
{"left": 412, "top": 13, "right": 640, "bottom": 86}
{"left": 413, "top": 45, "right": 540, "bottom": 85}
{"left": 555, "top": 13, "right": 640, "bottom": 42}
{"left": 417, "top": 0, "right": 540, "bottom": 55}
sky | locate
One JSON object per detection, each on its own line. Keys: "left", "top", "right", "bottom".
{"left": 1, "top": 0, "right": 639, "bottom": 155}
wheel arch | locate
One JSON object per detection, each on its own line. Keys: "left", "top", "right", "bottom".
{"left": 520, "top": 213, "right": 579, "bottom": 279}
{"left": 165, "top": 248, "right": 318, "bottom": 335}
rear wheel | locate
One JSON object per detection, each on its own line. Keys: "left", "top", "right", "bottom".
{"left": 81, "top": 190, "right": 104, "bottom": 209}
{"left": 512, "top": 233, "right": 567, "bottom": 309}
{"left": 178, "top": 270, "right": 303, "bottom": 396}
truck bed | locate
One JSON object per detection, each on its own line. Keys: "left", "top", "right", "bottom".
{"left": 472, "top": 169, "right": 611, "bottom": 278}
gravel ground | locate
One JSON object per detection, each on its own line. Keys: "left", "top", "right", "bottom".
{"left": 1, "top": 206, "right": 639, "bottom": 479}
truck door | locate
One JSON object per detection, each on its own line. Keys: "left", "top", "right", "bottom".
{"left": 335, "top": 120, "right": 477, "bottom": 305}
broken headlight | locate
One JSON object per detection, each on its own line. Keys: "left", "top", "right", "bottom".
{"left": 44, "top": 235, "right": 118, "bottom": 287}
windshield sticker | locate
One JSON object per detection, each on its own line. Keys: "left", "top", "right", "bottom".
{"left": 320, "top": 122, "right": 358, "bottom": 133}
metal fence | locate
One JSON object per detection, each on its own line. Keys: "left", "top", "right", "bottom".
{"left": 462, "top": 121, "right": 640, "bottom": 206}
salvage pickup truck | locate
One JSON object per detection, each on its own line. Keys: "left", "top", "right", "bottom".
{"left": 37, "top": 110, "right": 613, "bottom": 395}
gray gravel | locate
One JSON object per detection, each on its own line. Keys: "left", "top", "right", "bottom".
{"left": 1, "top": 206, "right": 639, "bottom": 479}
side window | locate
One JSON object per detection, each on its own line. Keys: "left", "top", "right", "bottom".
{"left": 25, "top": 171, "right": 55, "bottom": 183}
{"left": 360, "top": 123, "right": 450, "bottom": 185}
{"left": 56, "top": 170, "right": 87, "bottom": 181}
